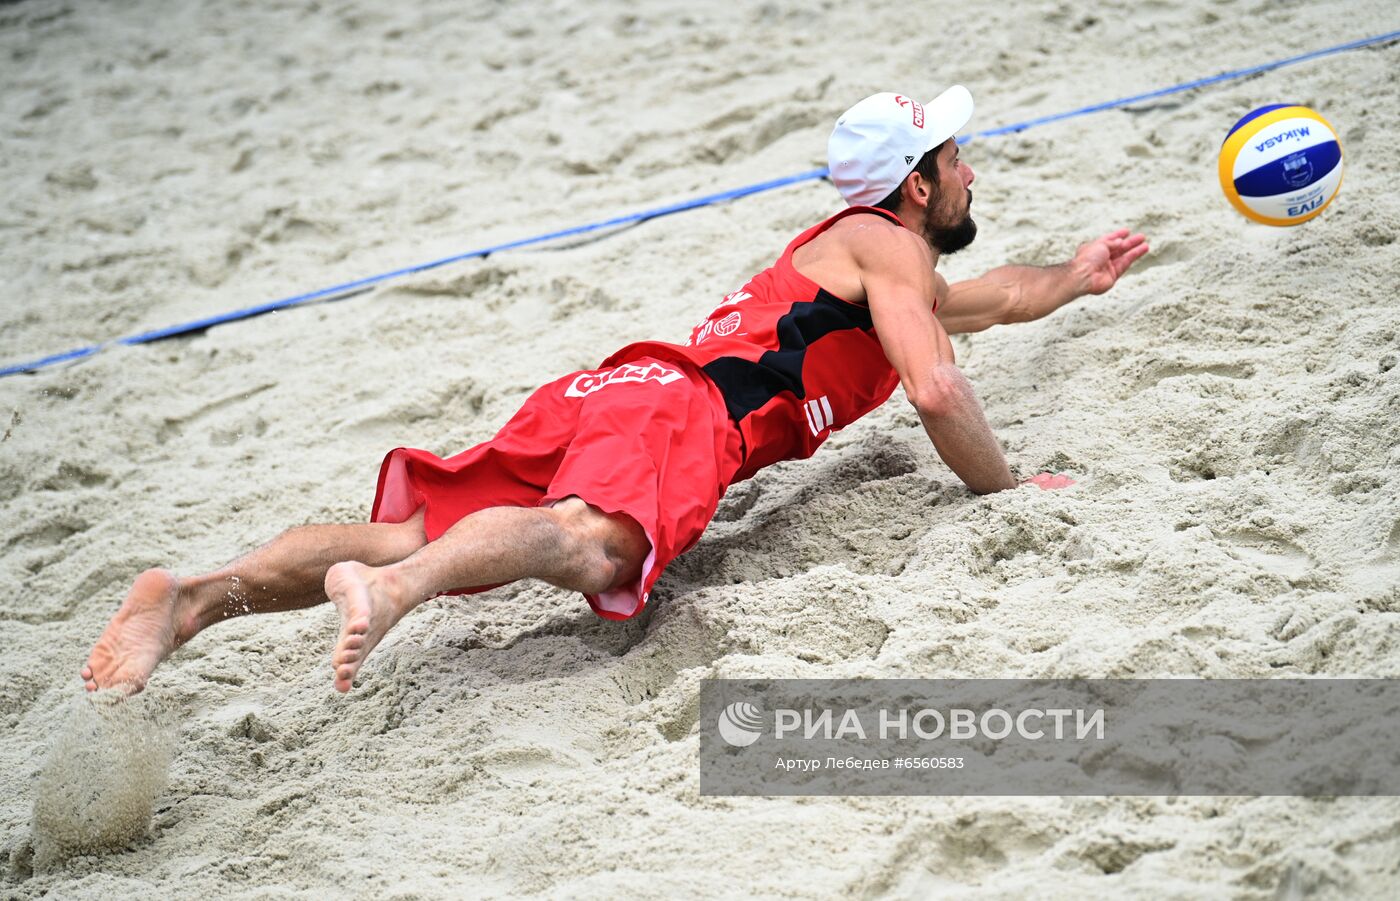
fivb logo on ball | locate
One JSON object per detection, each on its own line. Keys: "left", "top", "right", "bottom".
{"left": 1219, "top": 104, "right": 1343, "bottom": 226}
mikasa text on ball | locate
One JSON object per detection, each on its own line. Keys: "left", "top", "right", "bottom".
{"left": 1218, "top": 104, "right": 1343, "bottom": 226}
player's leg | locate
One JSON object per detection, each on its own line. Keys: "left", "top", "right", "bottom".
{"left": 81, "top": 507, "right": 428, "bottom": 692}
{"left": 323, "top": 497, "right": 646, "bottom": 692}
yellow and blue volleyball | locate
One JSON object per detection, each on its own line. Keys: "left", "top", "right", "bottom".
{"left": 1218, "top": 104, "right": 1343, "bottom": 226}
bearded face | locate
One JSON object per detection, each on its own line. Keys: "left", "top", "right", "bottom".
{"left": 922, "top": 186, "right": 977, "bottom": 255}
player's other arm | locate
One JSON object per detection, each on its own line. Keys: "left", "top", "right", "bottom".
{"left": 936, "top": 229, "right": 1149, "bottom": 334}
{"left": 855, "top": 226, "right": 1016, "bottom": 495}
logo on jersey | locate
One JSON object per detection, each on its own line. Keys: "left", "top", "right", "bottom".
{"left": 565, "top": 362, "right": 684, "bottom": 398}
{"left": 804, "top": 395, "right": 835, "bottom": 436}
{"left": 688, "top": 291, "right": 752, "bottom": 346}
{"left": 714, "top": 311, "right": 741, "bottom": 336}
{"left": 893, "top": 95, "right": 925, "bottom": 128}
{"left": 694, "top": 311, "right": 742, "bottom": 345}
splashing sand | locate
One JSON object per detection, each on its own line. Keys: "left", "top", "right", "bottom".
{"left": 29, "top": 692, "right": 175, "bottom": 869}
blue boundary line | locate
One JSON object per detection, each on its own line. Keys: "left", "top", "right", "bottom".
{"left": 4, "top": 28, "right": 1398, "bottom": 379}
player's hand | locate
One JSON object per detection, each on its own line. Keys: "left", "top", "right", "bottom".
{"left": 1022, "top": 472, "right": 1075, "bottom": 490}
{"left": 1070, "top": 229, "right": 1149, "bottom": 296}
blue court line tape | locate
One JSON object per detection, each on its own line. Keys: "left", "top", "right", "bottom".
{"left": 966, "top": 28, "right": 1400, "bottom": 139}
{"left": 0, "top": 169, "right": 829, "bottom": 379}
{"left": 4, "top": 27, "right": 1397, "bottom": 379}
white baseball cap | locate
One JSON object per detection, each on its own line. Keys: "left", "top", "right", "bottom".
{"left": 827, "top": 86, "right": 975, "bottom": 206}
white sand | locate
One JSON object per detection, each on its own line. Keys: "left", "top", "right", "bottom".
{"left": 3, "top": 0, "right": 1399, "bottom": 896}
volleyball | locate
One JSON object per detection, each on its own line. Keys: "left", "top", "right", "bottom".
{"left": 1218, "top": 104, "right": 1343, "bottom": 226}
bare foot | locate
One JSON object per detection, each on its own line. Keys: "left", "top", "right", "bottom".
{"left": 323, "top": 561, "right": 412, "bottom": 693}
{"left": 82, "top": 568, "right": 189, "bottom": 694}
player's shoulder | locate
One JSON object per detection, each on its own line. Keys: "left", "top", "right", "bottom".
{"left": 832, "top": 211, "right": 930, "bottom": 272}
{"left": 826, "top": 209, "right": 907, "bottom": 240}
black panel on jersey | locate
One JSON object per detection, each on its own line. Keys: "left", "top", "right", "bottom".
{"left": 703, "top": 288, "right": 875, "bottom": 423}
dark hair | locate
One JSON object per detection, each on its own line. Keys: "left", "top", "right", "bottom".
{"left": 873, "top": 146, "right": 940, "bottom": 213}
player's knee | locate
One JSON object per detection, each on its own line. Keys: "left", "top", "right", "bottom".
{"left": 548, "top": 499, "right": 641, "bottom": 594}
{"left": 559, "top": 527, "right": 619, "bottom": 595}
{"left": 578, "top": 553, "right": 621, "bottom": 596}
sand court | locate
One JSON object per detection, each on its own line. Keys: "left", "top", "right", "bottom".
{"left": 3, "top": 0, "right": 1400, "bottom": 896}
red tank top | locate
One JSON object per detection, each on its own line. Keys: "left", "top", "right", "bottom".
{"left": 605, "top": 206, "right": 924, "bottom": 483}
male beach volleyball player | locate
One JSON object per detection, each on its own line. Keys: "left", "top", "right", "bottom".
{"left": 83, "top": 86, "right": 1148, "bottom": 694}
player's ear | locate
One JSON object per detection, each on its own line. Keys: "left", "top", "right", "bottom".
{"left": 905, "top": 170, "right": 932, "bottom": 209}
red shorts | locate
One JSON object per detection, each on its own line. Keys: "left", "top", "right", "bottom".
{"left": 371, "top": 356, "right": 744, "bottom": 619}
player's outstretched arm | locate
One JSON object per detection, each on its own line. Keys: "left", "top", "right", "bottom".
{"left": 855, "top": 226, "right": 1016, "bottom": 495}
{"left": 936, "top": 229, "right": 1149, "bottom": 334}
